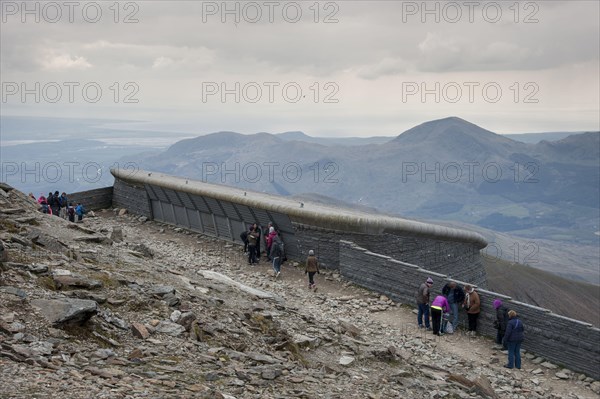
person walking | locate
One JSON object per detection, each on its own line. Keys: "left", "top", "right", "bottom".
{"left": 270, "top": 231, "right": 284, "bottom": 279}
{"left": 305, "top": 249, "right": 320, "bottom": 290}
{"left": 247, "top": 226, "right": 258, "bottom": 265}
{"left": 431, "top": 295, "right": 450, "bottom": 336}
{"left": 416, "top": 277, "right": 433, "bottom": 330}
{"left": 462, "top": 285, "right": 480, "bottom": 335}
{"left": 503, "top": 310, "right": 525, "bottom": 369}
{"left": 251, "top": 223, "right": 262, "bottom": 261}
{"left": 59, "top": 192, "right": 69, "bottom": 219}
{"left": 266, "top": 226, "right": 277, "bottom": 261}
{"left": 493, "top": 299, "right": 509, "bottom": 350}
{"left": 442, "top": 281, "right": 465, "bottom": 331}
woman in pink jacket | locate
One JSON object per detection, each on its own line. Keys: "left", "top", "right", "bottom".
{"left": 431, "top": 295, "right": 450, "bottom": 336}
{"left": 266, "top": 226, "right": 277, "bottom": 260}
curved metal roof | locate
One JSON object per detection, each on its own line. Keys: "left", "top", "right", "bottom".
{"left": 111, "top": 168, "right": 488, "bottom": 248}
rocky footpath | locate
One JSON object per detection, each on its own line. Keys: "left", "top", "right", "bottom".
{"left": 1, "top": 184, "right": 599, "bottom": 399}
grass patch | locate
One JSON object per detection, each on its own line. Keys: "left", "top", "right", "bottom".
{"left": 250, "top": 314, "right": 275, "bottom": 334}
{"left": 93, "top": 273, "right": 119, "bottom": 287}
{"left": 127, "top": 299, "right": 151, "bottom": 312}
{"left": 38, "top": 276, "right": 57, "bottom": 291}
{"left": 0, "top": 219, "right": 20, "bottom": 234}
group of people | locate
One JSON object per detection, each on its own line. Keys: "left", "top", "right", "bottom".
{"left": 417, "top": 277, "right": 525, "bottom": 369}
{"left": 240, "top": 221, "right": 320, "bottom": 289}
{"left": 31, "top": 191, "right": 85, "bottom": 222}
{"left": 240, "top": 222, "right": 286, "bottom": 278}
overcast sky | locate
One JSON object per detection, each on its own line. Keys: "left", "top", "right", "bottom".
{"left": 1, "top": 0, "right": 599, "bottom": 136}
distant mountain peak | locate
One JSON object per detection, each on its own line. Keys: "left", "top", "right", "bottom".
{"left": 393, "top": 117, "right": 516, "bottom": 146}
{"left": 276, "top": 131, "right": 310, "bottom": 139}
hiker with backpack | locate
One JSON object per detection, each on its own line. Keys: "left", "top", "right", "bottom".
{"left": 270, "top": 231, "right": 285, "bottom": 279}
{"left": 462, "top": 284, "right": 481, "bottom": 336}
{"left": 305, "top": 249, "right": 320, "bottom": 290}
{"left": 59, "top": 192, "right": 69, "bottom": 219}
{"left": 493, "top": 299, "right": 509, "bottom": 350}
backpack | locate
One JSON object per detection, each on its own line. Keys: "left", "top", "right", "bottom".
{"left": 68, "top": 207, "right": 75, "bottom": 217}
{"left": 240, "top": 231, "right": 248, "bottom": 241}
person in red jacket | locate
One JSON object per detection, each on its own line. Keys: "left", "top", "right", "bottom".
{"left": 266, "top": 226, "right": 277, "bottom": 260}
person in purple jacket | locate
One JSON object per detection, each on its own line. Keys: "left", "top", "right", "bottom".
{"left": 431, "top": 295, "right": 450, "bottom": 336}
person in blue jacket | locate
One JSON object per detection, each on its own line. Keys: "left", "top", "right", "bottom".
{"left": 75, "top": 203, "right": 86, "bottom": 222}
{"left": 503, "top": 310, "right": 525, "bottom": 369}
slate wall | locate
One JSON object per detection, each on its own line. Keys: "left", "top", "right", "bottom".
{"left": 111, "top": 179, "right": 152, "bottom": 218}
{"left": 339, "top": 240, "right": 600, "bottom": 379}
{"left": 67, "top": 187, "right": 113, "bottom": 210}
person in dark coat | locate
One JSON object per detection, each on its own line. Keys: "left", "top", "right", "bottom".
{"left": 493, "top": 299, "right": 509, "bottom": 349}
{"left": 52, "top": 191, "right": 61, "bottom": 216}
{"left": 270, "top": 231, "right": 284, "bottom": 278}
{"left": 251, "top": 223, "right": 261, "bottom": 260}
{"left": 503, "top": 310, "right": 525, "bottom": 369}
{"left": 247, "top": 226, "right": 258, "bottom": 265}
{"left": 416, "top": 277, "right": 433, "bottom": 329}
{"left": 240, "top": 230, "right": 249, "bottom": 253}
{"left": 67, "top": 202, "right": 75, "bottom": 223}
{"left": 442, "top": 281, "right": 465, "bottom": 331}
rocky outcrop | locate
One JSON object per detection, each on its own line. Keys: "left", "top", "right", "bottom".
{"left": 0, "top": 185, "right": 598, "bottom": 399}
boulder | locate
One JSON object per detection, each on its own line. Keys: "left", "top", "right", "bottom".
{"left": 148, "top": 285, "right": 175, "bottom": 297}
{"left": 339, "top": 355, "right": 355, "bottom": 366}
{"left": 473, "top": 375, "right": 497, "bottom": 399}
{"left": 53, "top": 274, "right": 103, "bottom": 290}
{"left": 132, "top": 243, "right": 154, "bottom": 258}
{"left": 0, "top": 286, "right": 27, "bottom": 299}
{"left": 6, "top": 262, "right": 48, "bottom": 274}
{"left": 131, "top": 322, "right": 150, "bottom": 339}
{"left": 154, "top": 321, "right": 186, "bottom": 337}
{"left": 177, "top": 312, "right": 196, "bottom": 331}
{"left": 31, "top": 298, "right": 98, "bottom": 326}
{"left": 109, "top": 227, "right": 124, "bottom": 242}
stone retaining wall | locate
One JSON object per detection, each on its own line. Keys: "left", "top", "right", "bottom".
{"left": 339, "top": 240, "right": 600, "bottom": 379}
{"left": 67, "top": 187, "right": 113, "bottom": 211}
